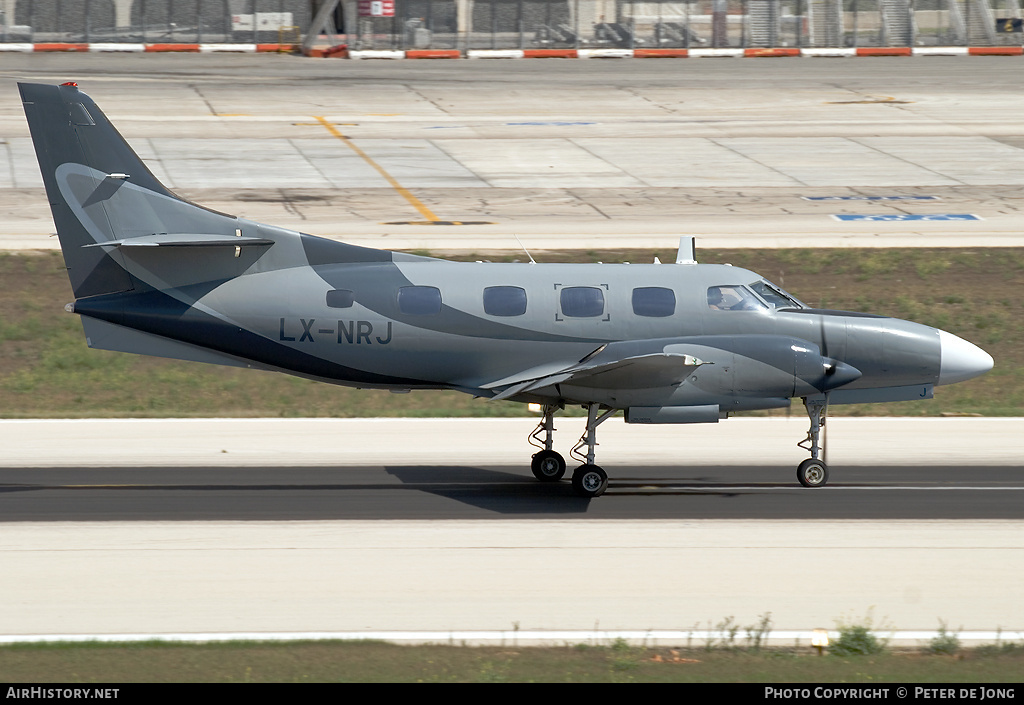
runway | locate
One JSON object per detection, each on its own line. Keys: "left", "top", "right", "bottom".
{"left": 2, "top": 417, "right": 1023, "bottom": 521}
{"left": 2, "top": 465, "right": 1024, "bottom": 521}
{"left": 4, "top": 418, "right": 1021, "bottom": 520}
{"left": 0, "top": 419, "right": 1021, "bottom": 641}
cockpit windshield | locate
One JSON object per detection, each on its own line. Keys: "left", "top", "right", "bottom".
{"left": 749, "top": 280, "right": 804, "bottom": 309}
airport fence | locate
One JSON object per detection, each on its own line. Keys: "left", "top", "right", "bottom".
{"left": 0, "top": 0, "right": 311, "bottom": 44}
{"left": 1, "top": 0, "right": 1022, "bottom": 48}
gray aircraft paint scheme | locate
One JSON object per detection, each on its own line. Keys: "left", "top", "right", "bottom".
{"left": 19, "top": 82, "right": 994, "bottom": 497}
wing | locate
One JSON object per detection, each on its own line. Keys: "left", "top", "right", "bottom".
{"left": 483, "top": 349, "right": 705, "bottom": 401}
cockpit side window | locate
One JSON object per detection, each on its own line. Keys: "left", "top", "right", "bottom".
{"left": 707, "top": 285, "right": 768, "bottom": 312}
{"left": 749, "top": 280, "right": 804, "bottom": 309}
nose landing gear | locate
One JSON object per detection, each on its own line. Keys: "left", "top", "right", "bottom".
{"left": 797, "top": 395, "right": 830, "bottom": 487}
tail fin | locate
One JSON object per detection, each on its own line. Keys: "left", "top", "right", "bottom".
{"left": 19, "top": 82, "right": 242, "bottom": 298}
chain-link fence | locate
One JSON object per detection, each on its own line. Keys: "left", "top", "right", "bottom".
{"left": 350, "top": 0, "right": 1024, "bottom": 50}
{"left": 1, "top": 0, "right": 310, "bottom": 43}
{"left": 1, "top": 0, "right": 1022, "bottom": 47}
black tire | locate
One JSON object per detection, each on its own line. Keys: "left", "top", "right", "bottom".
{"left": 797, "top": 458, "right": 829, "bottom": 488}
{"left": 571, "top": 464, "right": 608, "bottom": 498}
{"left": 531, "top": 450, "right": 566, "bottom": 482}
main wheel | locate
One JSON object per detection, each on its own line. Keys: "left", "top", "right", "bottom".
{"left": 796, "top": 458, "right": 829, "bottom": 488}
{"left": 571, "top": 464, "right": 608, "bottom": 498}
{"left": 531, "top": 449, "right": 566, "bottom": 482}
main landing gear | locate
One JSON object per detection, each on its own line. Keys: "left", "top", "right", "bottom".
{"left": 529, "top": 403, "right": 615, "bottom": 498}
{"left": 796, "top": 396, "right": 830, "bottom": 488}
{"left": 529, "top": 404, "right": 566, "bottom": 482}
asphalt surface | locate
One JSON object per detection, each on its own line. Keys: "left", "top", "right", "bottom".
{"left": 3, "top": 464, "right": 1023, "bottom": 521}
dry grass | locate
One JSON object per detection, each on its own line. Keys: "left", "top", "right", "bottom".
{"left": 1, "top": 640, "right": 1022, "bottom": 683}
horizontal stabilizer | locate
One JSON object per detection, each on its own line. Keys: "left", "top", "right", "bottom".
{"left": 85, "top": 233, "right": 274, "bottom": 249}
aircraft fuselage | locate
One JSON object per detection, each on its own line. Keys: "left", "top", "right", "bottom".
{"left": 75, "top": 252, "right": 946, "bottom": 415}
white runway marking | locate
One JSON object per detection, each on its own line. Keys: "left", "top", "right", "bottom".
{"left": 621, "top": 486, "right": 1024, "bottom": 492}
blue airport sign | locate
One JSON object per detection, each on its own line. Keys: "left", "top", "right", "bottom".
{"left": 832, "top": 214, "right": 980, "bottom": 222}
{"left": 804, "top": 196, "right": 939, "bottom": 201}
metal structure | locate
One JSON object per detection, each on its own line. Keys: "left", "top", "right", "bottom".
{"left": 747, "top": 0, "right": 779, "bottom": 47}
{"left": 881, "top": 0, "right": 914, "bottom": 46}
{"left": 949, "top": 0, "right": 997, "bottom": 44}
{"left": 2, "top": 1, "right": 1024, "bottom": 51}
{"left": 808, "top": 0, "right": 842, "bottom": 47}
{"left": 1, "top": 0, "right": 310, "bottom": 43}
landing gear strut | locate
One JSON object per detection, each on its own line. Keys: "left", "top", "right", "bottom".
{"left": 527, "top": 402, "right": 615, "bottom": 497}
{"left": 529, "top": 404, "right": 566, "bottom": 482}
{"left": 797, "top": 395, "right": 830, "bottom": 487}
{"left": 569, "top": 403, "right": 616, "bottom": 498}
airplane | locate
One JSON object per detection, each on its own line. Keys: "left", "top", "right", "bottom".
{"left": 19, "top": 81, "right": 994, "bottom": 498}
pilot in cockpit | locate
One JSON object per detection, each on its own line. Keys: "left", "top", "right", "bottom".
{"left": 707, "top": 287, "right": 726, "bottom": 310}
{"left": 707, "top": 285, "right": 768, "bottom": 312}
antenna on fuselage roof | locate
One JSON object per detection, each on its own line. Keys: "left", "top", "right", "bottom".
{"left": 513, "top": 234, "right": 536, "bottom": 264}
{"left": 675, "top": 237, "right": 697, "bottom": 265}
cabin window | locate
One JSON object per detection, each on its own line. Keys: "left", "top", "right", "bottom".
{"left": 560, "top": 286, "right": 605, "bottom": 318}
{"left": 398, "top": 286, "right": 442, "bottom": 315}
{"left": 632, "top": 287, "right": 676, "bottom": 317}
{"left": 326, "top": 289, "right": 354, "bottom": 309}
{"left": 707, "top": 285, "right": 768, "bottom": 312}
{"left": 483, "top": 286, "right": 527, "bottom": 317}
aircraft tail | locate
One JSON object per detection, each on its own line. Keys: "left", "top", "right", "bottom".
{"left": 19, "top": 81, "right": 244, "bottom": 298}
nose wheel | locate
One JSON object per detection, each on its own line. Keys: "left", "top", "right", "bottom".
{"left": 797, "top": 458, "right": 829, "bottom": 487}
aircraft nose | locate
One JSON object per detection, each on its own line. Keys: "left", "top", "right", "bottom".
{"left": 938, "top": 330, "right": 993, "bottom": 385}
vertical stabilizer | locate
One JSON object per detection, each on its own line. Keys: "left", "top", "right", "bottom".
{"left": 19, "top": 82, "right": 239, "bottom": 298}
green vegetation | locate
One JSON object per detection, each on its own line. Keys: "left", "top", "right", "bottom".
{"left": 831, "top": 626, "right": 889, "bottom": 657}
{"left": 0, "top": 638, "right": 1022, "bottom": 683}
{"left": 829, "top": 611, "right": 892, "bottom": 656}
{"left": 927, "top": 622, "right": 962, "bottom": 656}
{"left": 1, "top": 247, "right": 1020, "bottom": 418}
